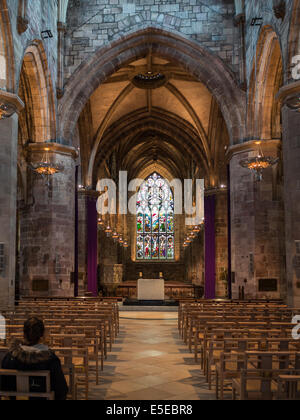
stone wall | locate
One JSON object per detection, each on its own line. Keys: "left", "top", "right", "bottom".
{"left": 230, "top": 143, "right": 285, "bottom": 300}
{"left": 0, "top": 114, "right": 18, "bottom": 309}
{"left": 19, "top": 148, "right": 76, "bottom": 298}
{"left": 282, "top": 106, "right": 300, "bottom": 307}
{"left": 6, "top": 0, "right": 58, "bottom": 93}
{"left": 65, "top": 0, "right": 240, "bottom": 82}
{"left": 185, "top": 233, "right": 205, "bottom": 287}
{"left": 244, "top": 0, "right": 293, "bottom": 83}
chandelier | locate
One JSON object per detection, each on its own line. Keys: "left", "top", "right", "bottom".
{"left": 112, "top": 231, "right": 119, "bottom": 241}
{"left": 105, "top": 225, "right": 112, "bottom": 237}
{"left": 98, "top": 217, "right": 105, "bottom": 229}
{"left": 132, "top": 71, "right": 167, "bottom": 90}
{"left": 31, "top": 146, "right": 63, "bottom": 177}
{"left": 240, "top": 142, "right": 279, "bottom": 181}
{"left": 183, "top": 219, "right": 205, "bottom": 249}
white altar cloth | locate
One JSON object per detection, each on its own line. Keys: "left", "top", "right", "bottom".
{"left": 137, "top": 279, "right": 165, "bottom": 301}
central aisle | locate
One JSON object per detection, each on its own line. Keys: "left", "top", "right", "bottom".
{"left": 87, "top": 311, "right": 217, "bottom": 400}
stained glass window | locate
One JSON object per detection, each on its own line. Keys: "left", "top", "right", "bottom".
{"left": 136, "top": 173, "right": 175, "bottom": 260}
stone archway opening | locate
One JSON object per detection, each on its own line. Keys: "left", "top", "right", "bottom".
{"left": 70, "top": 30, "right": 234, "bottom": 299}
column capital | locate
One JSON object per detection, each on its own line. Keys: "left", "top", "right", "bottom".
{"left": 57, "top": 22, "right": 67, "bottom": 33}
{"left": 276, "top": 81, "right": 300, "bottom": 111}
{"left": 26, "top": 142, "right": 79, "bottom": 159}
{"left": 226, "top": 139, "right": 281, "bottom": 161}
{"left": 233, "top": 13, "right": 245, "bottom": 26}
{"left": 17, "top": 16, "right": 29, "bottom": 34}
{"left": 0, "top": 90, "right": 24, "bottom": 120}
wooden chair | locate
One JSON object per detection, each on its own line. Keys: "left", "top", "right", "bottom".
{"left": 0, "top": 348, "right": 7, "bottom": 366}
{"left": 0, "top": 370, "right": 54, "bottom": 400}
{"left": 232, "top": 352, "right": 300, "bottom": 400}
{"left": 277, "top": 375, "right": 300, "bottom": 400}
{"left": 52, "top": 347, "right": 89, "bottom": 400}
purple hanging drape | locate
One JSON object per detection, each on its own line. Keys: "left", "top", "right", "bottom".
{"left": 74, "top": 166, "right": 79, "bottom": 297}
{"left": 205, "top": 195, "right": 216, "bottom": 299}
{"left": 87, "top": 197, "right": 98, "bottom": 297}
{"left": 227, "top": 165, "right": 232, "bottom": 300}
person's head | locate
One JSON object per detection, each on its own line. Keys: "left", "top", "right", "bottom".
{"left": 24, "top": 317, "right": 45, "bottom": 346}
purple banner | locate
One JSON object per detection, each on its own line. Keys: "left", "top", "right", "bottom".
{"left": 205, "top": 195, "right": 216, "bottom": 299}
{"left": 87, "top": 197, "right": 98, "bottom": 297}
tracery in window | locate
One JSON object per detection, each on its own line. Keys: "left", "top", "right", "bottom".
{"left": 136, "top": 173, "right": 174, "bottom": 260}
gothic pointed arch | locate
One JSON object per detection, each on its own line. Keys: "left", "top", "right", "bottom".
{"left": 247, "top": 26, "right": 283, "bottom": 141}
{"left": 59, "top": 28, "right": 246, "bottom": 147}
{"left": 18, "top": 40, "right": 56, "bottom": 143}
{"left": 0, "top": 0, "right": 15, "bottom": 91}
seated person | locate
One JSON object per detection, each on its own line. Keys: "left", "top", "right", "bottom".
{"left": 1, "top": 317, "right": 68, "bottom": 400}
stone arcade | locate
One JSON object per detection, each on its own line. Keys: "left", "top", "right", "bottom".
{"left": 0, "top": 0, "right": 300, "bottom": 402}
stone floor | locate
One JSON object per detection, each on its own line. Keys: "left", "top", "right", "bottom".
{"left": 79, "top": 311, "right": 219, "bottom": 400}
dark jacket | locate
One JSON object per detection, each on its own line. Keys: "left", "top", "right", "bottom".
{"left": 1, "top": 341, "right": 68, "bottom": 400}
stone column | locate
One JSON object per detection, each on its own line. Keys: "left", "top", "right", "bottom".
{"left": 17, "top": 0, "right": 29, "bottom": 34}
{"left": 57, "top": 22, "right": 66, "bottom": 98}
{"left": 234, "top": 0, "right": 246, "bottom": 89}
{"left": 281, "top": 106, "right": 300, "bottom": 307}
{"left": 277, "top": 84, "right": 300, "bottom": 307}
{"left": 77, "top": 189, "right": 88, "bottom": 295}
{"left": 186, "top": 233, "right": 205, "bottom": 297}
{"left": 229, "top": 140, "right": 285, "bottom": 300}
{"left": 0, "top": 115, "right": 18, "bottom": 309}
{"left": 215, "top": 189, "right": 229, "bottom": 298}
{"left": 0, "top": 92, "right": 23, "bottom": 310}
{"left": 19, "top": 143, "right": 77, "bottom": 298}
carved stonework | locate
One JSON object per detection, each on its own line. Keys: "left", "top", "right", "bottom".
{"left": 0, "top": 91, "right": 24, "bottom": 119}
{"left": 276, "top": 81, "right": 300, "bottom": 112}
{"left": 233, "top": 13, "right": 245, "bottom": 27}
{"left": 273, "top": 0, "right": 286, "bottom": 20}
{"left": 17, "top": 16, "right": 29, "bottom": 34}
{"left": 56, "top": 88, "right": 64, "bottom": 99}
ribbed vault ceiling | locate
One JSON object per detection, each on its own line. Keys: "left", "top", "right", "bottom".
{"left": 78, "top": 54, "right": 229, "bottom": 187}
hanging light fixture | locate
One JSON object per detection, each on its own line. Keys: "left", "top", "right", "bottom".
{"left": 105, "top": 224, "right": 112, "bottom": 237}
{"left": 112, "top": 230, "right": 119, "bottom": 241}
{"left": 31, "top": 146, "right": 63, "bottom": 177}
{"left": 119, "top": 236, "right": 124, "bottom": 245}
{"left": 193, "top": 225, "right": 201, "bottom": 233}
{"left": 98, "top": 217, "right": 105, "bottom": 229}
{"left": 240, "top": 142, "right": 279, "bottom": 181}
{"left": 186, "top": 236, "right": 192, "bottom": 244}
{"left": 123, "top": 240, "right": 129, "bottom": 248}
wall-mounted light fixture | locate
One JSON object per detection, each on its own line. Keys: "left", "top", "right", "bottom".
{"left": 250, "top": 17, "right": 263, "bottom": 26}
{"left": 41, "top": 30, "right": 53, "bottom": 39}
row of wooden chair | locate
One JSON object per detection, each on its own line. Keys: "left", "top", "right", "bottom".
{"left": 178, "top": 300, "right": 300, "bottom": 400}
{"left": 0, "top": 298, "right": 120, "bottom": 400}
